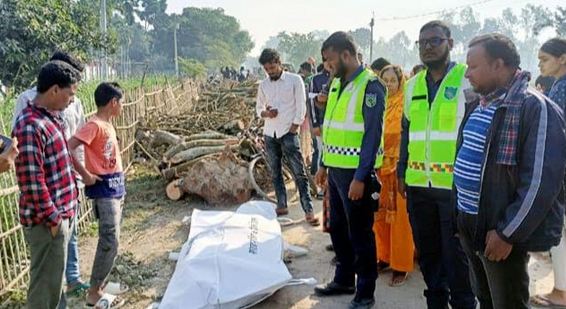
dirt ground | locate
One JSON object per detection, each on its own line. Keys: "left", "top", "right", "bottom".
{"left": 66, "top": 166, "right": 555, "bottom": 309}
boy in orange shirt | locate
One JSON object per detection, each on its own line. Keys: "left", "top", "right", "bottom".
{"left": 68, "top": 82, "right": 126, "bottom": 308}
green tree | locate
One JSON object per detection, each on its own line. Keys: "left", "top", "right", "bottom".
{"left": 348, "top": 28, "right": 371, "bottom": 57}
{"left": 534, "top": 6, "right": 565, "bottom": 36}
{"left": 555, "top": 7, "right": 566, "bottom": 35}
{"left": 151, "top": 8, "right": 253, "bottom": 70}
{"left": 517, "top": 4, "right": 550, "bottom": 71}
{"left": 370, "top": 31, "right": 418, "bottom": 70}
{"left": 277, "top": 32, "right": 323, "bottom": 68}
{"left": 0, "top": 0, "right": 110, "bottom": 90}
{"left": 179, "top": 58, "right": 207, "bottom": 78}
{"left": 138, "top": 0, "right": 167, "bottom": 30}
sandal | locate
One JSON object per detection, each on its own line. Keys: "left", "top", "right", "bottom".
{"left": 530, "top": 294, "right": 566, "bottom": 308}
{"left": 377, "top": 261, "right": 390, "bottom": 273}
{"left": 86, "top": 293, "right": 125, "bottom": 309}
{"left": 390, "top": 271, "right": 408, "bottom": 287}
{"left": 66, "top": 281, "right": 90, "bottom": 298}
{"left": 305, "top": 213, "right": 320, "bottom": 226}
{"left": 103, "top": 282, "right": 129, "bottom": 295}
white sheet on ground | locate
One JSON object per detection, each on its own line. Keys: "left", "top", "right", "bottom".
{"left": 159, "top": 201, "right": 297, "bottom": 309}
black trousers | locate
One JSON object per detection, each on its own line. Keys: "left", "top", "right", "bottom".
{"left": 328, "top": 168, "right": 377, "bottom": 298}
{"left": 407, "top": 186, "right": 476, "bottom": 309}
{"left": 458, "top": 212, "right": 530, "bottom": 309}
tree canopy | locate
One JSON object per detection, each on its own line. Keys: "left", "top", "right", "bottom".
{"left": 0, "top": 0, "right": 254, "bottom": 91}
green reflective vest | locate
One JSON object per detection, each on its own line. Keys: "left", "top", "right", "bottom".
{"left": 404, "top": 63, "right": 467, "bottom": 189}
{"left": 322, "top": 68, "right": 384, "bottom": 169}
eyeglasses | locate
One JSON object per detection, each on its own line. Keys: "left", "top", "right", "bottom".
{"left": 416, "top": 37, "right": 448, "bottom": 48}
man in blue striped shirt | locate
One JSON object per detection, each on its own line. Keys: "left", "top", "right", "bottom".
{"left": 456, "top": 33, "right": 566, "bottom": 309}
{"left": 454, "top": 96, "right": 500, "bottom": 215}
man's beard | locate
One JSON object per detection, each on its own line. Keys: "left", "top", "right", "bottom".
{"left": 423, "top": 49, "right": 450, "bottom": 71}
{"left": 334, "top": 59, "right": 348, "bottom": 78}
{"left": 269, "top": 71, "right": 282, "bottom": 81}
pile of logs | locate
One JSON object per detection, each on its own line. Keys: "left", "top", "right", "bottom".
{"left": 134, "top": 80, "right": 271, "bottom": 205}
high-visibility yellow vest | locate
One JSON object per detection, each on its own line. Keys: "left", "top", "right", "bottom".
{"left": 404, "top": 63, "right": 467, "bottom": 189}
{"left": 322, "top": 68, "right": 384, "bottom": 169}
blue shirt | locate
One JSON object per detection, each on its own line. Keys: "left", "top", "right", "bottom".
{"left": 333, "top": 66, "right": 386, "bottom": 181}
{"left": 454, "top": 103, "right": 497, "bottom": 214}
{"left": 549, "top": 75, "right": 566, "bottom": 112}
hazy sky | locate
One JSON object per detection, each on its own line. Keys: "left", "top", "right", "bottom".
{"left": 167, "top": 0, "right": 563, "bottom": 56}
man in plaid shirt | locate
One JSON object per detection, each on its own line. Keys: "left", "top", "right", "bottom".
{"left": 13, "top": 60, "right": 81, "bottom": 309}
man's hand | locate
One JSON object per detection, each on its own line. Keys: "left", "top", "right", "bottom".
{"left": 83, "top": 172, "right": 102, "bottom": 186}
{"left": 50, "top": 221, "right": 61, "bottom": 238}
{"left": 315, "top": 94, "right": 328, "bottom": 107}
{"left": 261, "top": 106, "right": 278, "bottom": 119}
{"left": 397, "top": 178, "right": 407, "bottom": 199}
{"left": 484, "top": 230, "right": 513, "bottom": 262}
{"left": 0, "top": 138, "right": 18, "bottom": 173}
{"left": 315, "top": 167, "right": 327, "bottom": 189}
{"left": 348, "top": 179, "right": 365, "bottom": 201}
{"left": 289, "top": 124, "right": 300, "bottom": 134}
{"left": 311, "top": 127, "right": 321, "bottom": 137}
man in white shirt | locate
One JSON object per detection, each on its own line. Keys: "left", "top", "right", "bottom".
{"left": 256, "top": 48, "right": 319, "bottom": 226}
{"left": 12, "top": 51, "right": 89, "bottom": 300}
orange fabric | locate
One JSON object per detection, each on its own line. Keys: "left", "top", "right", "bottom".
{"left": 74, "top": 116, "right": 123, "bottom": 175}
{"left": 373, "top": 85, "right": 414, "bottom": 272}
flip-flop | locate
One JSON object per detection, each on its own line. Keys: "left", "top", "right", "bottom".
{"left": 66, "top": 282, "right": 90, "bottom": 298}
{"left": 530, "top": 294, "right": 566, "bottom": 308}
{"left": 86, "top": 293, "right": 125, "bottom": 309}
{"left": 389, "top": 271, "right": 408, "bottom": 287}
{"left": 103, "top": 282, "right": 129, "bottom": 295}
{"left": 305, "top": 216, "right": 320, "bottom": 226}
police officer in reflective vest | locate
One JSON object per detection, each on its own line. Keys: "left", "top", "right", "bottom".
{"left": 314, "top": 31, "right": 385, "bottom": 309}
{"left": 397, "top": 21, "right": 477, "bottom": 309}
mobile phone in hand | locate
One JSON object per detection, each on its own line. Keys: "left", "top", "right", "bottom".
{"left": 0, "top": 135, "right": 13, "bottom": 155}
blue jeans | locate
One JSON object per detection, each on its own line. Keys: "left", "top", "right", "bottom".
{"left": 310, "top": 136, "right": 320, "bottom": 176}
{"left": 65, "top": 214, "right": 82, "bottom": 285}
{"left": 264, "top": 133, "right": 313, "bottom": 214}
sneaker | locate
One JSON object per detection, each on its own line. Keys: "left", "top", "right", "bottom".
{"left": 348, "top": 295, "right": 375, "bottom": 309}
{"left": 314, "top": 282, "right": 355, "bottom": 296}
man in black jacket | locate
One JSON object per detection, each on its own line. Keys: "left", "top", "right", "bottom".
{"left": 455, "top": 33, "right": 566, "bottom": 309}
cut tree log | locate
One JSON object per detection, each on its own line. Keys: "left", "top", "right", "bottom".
{"left": 220, "top": 119, "right": 245, "bottom": 134}
{"left": 178, "top": 148, "right": 253, "bottom": 205}
{"left": 185, "top": 131, "right": 229, "bottom": 142}
{"left": 170, "top": 144, "right": 239, "bottom": 165}
{"left": 166, "top": 179, "right": 183, "bottom": 201}
{"left": 151, "top": 130, "right": 183, "bottom": 147}
{"left": 163, "top": 138, "right": 239, "bottom": 161}
{"left": 161, "top": 153, "right": 218, "bottom": 181}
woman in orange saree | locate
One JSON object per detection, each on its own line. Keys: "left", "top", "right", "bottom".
{"left": 373, "top": 65, "right": 414, "bottom": 287}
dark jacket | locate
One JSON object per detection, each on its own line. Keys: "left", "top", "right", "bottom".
{"left": 454, "top": 87, "right": 566, "bottom": 252}
{"left": 308, "top": 71, "right": 330, "bottom": 128}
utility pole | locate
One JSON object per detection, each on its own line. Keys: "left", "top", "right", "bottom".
{"left": 120, "top": 45, "right": 124, "bottom": 78}
{"left": 100, "top": 0, "right": 108, "bottom": 80}
{"left": 174, "top": 23, "right": 180, "bottom": 78}
{"left": 369, "top": 12, "right": 375, "bottom": 62}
